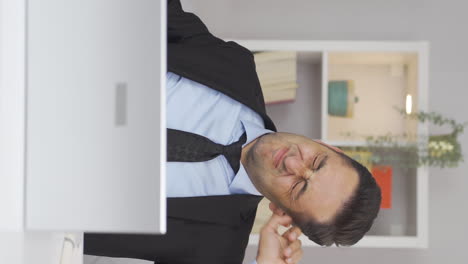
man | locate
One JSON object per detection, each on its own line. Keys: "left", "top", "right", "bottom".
{"left": 84, "top": 0, "right": 381, "bottom": 263}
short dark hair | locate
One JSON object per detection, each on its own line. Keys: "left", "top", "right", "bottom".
{"left": 292, "top": 152, "right": 381, "bottom": 246}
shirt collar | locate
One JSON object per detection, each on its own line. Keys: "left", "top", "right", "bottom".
{"left": 241, "top": 119, "right": 273, "bottom": 148}
{"left": 229, "top": 119, "right": 273, "bottom": 196}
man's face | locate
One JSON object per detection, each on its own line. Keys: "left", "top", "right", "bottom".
{"left": 242, "top": 132, "right": 359, "bottom": 224}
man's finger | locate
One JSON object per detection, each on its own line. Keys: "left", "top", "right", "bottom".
{"left": 286, "top": 247, "right": 303, "bottom": 264}
{"left": 262, "top": 213, "right": 292, "bottom": 233}
{"left": 283, "top": 239, "right": 302, "bottom": 258}
{"left": 282, "top": 226, "right": 302, "bottom": 242}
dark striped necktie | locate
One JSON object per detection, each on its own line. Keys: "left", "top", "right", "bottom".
{"left": 167, "top": 129, "right": 247, "bottom": 174}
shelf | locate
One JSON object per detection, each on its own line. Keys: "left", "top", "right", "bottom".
{"left": 264, "top": 51, "right": 322, "bottom": 139}
{"left": 236, "top": 40, "right": 429, "bottom": 249}
{"left": 326, "top": 51, "right": 420, "bottom": 143}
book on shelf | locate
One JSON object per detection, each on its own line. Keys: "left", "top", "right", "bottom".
{"left": 262, "top": 82, "right": 298, "bottom": 91}
{"left": 341, "top": 149, "right": 393, "bottom": 209}
{"left": 253, "top": 51, "right": 297, "bottom": 63}
{"left": 342, "top": 149, "right": 373, "bottom": 170}
{"left": 263, "top": 86, "right": 297, "bottom": 104}
{"left": 256, "top": 60, "right": 297, "bottom": 86}
{"left": 253, "top": 51, "right": 298, "bottom": 104}
{"left": 371, "top": 165, "right": 393, "bottom": 209}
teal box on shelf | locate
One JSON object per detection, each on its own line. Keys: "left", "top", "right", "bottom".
{"left": 328, "top": 80, "right": 349, "bottom": 117}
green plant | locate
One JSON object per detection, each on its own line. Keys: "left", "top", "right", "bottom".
{"left": 341, "top": 109, "right": 467, "bottom": 168}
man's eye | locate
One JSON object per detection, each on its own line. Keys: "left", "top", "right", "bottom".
{"left": 312, "top": 163, "right": 319, "bottom": 172}
{"left": 291, "top": 180, "right": 302, "bottom": 194}
{"left": 313, "top": 155, "right": 328, "bottom": 172}
{"left": 292, "top": 180, "right": 307, "bottom": 200}
{"left": 312, "top": 155, "right": 319, "bottom": 168}
{"left": 292, "top": 181, "right": 302, "bottom": 191}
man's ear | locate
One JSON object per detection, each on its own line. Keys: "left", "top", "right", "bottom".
{"left": 269, "top": 202, "right": 286, "bottom": 216}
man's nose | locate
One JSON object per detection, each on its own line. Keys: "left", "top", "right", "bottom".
{"left": 284, "top": 155, "right": 308, "bottom": 174}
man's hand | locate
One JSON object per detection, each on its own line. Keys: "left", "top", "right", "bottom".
{"left": 256, "top": 213, "right": 303, "bottom": 264}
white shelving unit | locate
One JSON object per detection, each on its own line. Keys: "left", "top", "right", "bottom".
{"left": 235, "top": 40, "right": 429, "bottom": 248}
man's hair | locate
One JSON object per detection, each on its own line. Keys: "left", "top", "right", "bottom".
{"left": 292, "top": 152, "right": 381, "bottom": 246}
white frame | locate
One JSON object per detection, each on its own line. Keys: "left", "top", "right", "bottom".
{"left": 233, "top": 40, "right": 429, "bottom": 248}
{"left": 0, "top": 0, "right": 27, "bottom": 231}
{"left": 1, "top": 0, "right": 167, "bottom": 233}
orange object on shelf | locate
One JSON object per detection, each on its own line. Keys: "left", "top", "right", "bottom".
{"left": 371, "top": 165, "right": 392, "bottom": 209}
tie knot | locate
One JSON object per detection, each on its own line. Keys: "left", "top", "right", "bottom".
{"left": 222, "top": 141, "right": 240, "bottom": 156}
{"left": 167, "top": 129, "right": 247, "bottom": 174}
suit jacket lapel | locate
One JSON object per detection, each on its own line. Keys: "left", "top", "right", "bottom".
{"left": 167, "top": 0, "right": 276, "bottom": 132}
{"left": 167, "top": 195, "right": 263, "bottom": 227}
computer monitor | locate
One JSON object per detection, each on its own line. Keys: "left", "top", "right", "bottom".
{"left": 25, "top": 0, "right": 166, "bottom": 233}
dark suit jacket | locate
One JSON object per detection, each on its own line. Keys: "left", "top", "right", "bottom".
{"left": 84, "top": 1, "right": 276, "bottom": 263}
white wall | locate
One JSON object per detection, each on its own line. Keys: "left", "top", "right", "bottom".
{"left": 184, "top": 0, "right": 468, "bottom": 263}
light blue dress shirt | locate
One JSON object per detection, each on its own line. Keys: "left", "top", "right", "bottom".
{"left": 166, "top": 72, "right": 268, "bottom": 264}
{"left": 166, "top": 71, "right": 273, "bottom": 198}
